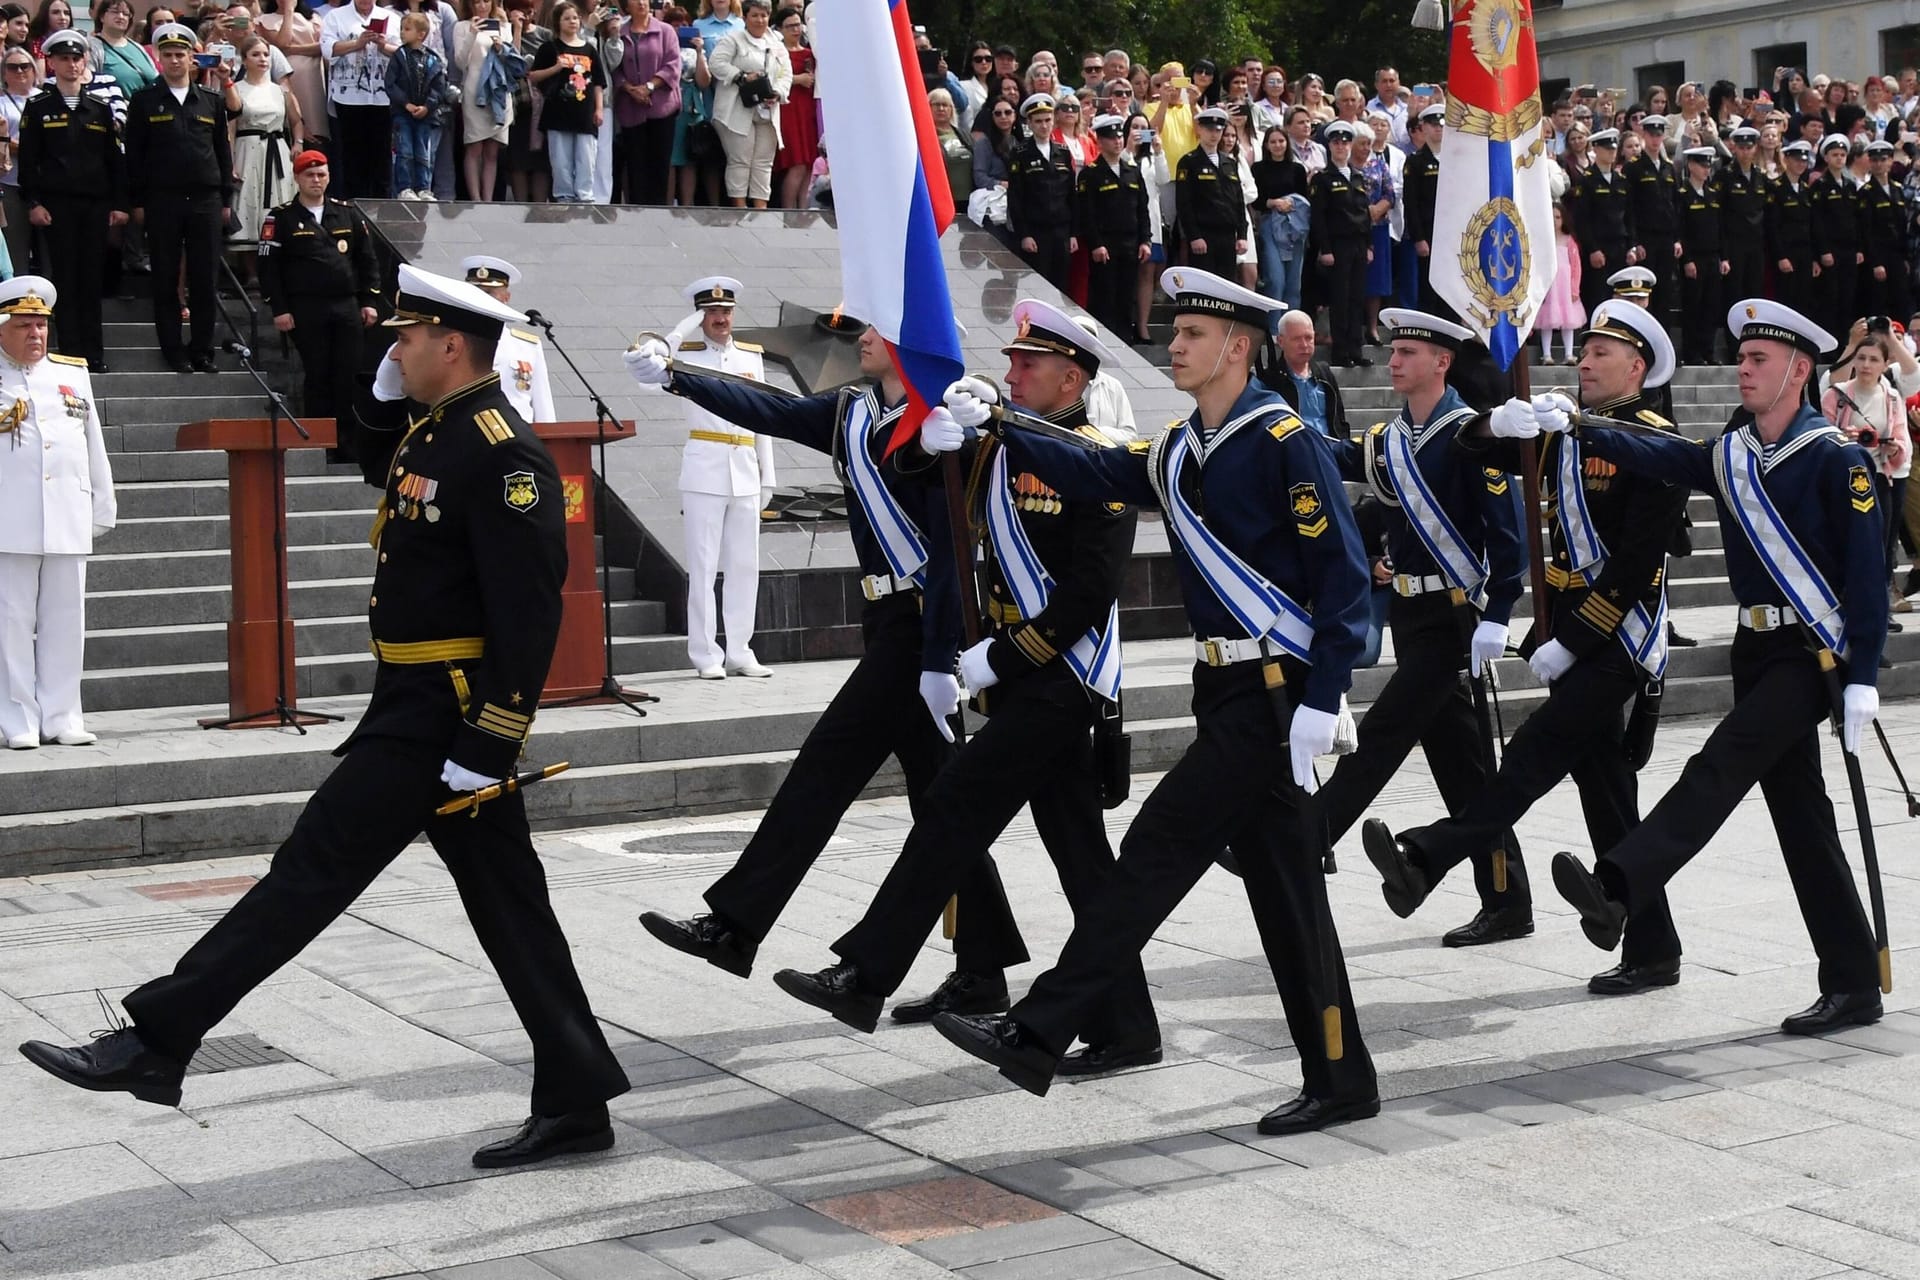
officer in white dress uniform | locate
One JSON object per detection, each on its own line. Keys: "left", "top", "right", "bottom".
{"left": 0, "top": 277, "right": 115, "bottom": 749}
{"left": 676, "top": 275, "right": 775, "bottom": 679}
{"left": 461, "top": 255, "right": 557, "bottom": 424}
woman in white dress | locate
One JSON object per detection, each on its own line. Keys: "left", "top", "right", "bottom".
{"left": 224, "top": 36, "right": 299, "bottom": 280}
{"left": 456, "top": 0, "right": 519, "bottom": 200}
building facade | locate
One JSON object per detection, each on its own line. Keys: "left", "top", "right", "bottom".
{"left": 1534, "top": 0, "right": 1920, "bottom": 104}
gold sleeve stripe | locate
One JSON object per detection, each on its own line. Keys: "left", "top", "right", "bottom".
{"left": 1577, "top": 599, "right": 1623, "bottom": 633}
{"left": 475, "top": 408, "right": 515, "bottom": 446}
{"left": 1011, "top": 626, "right": 1057, "bottom": 664}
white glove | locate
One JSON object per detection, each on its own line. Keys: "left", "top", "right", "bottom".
{"left": 441, "top": 760, "right": 501, "bottom": 792}
{"left": 759, "top": 486, "right": 774, "bottom": 510}
{"left": 957, "top": 636, "right": 999, "bottom": 693}
{"left": 371, "top": 342, "right": 406, "bottom": 401}
{"left": 1843, "top": 684, "right": 1879, "bottom": 756}
{"left": 1530, "top": 392, "right": 1575, "bottom": 434}
{"left": 1470, "top": 620, "right": 1509, "bottom": 677}
{"left": 942, "top": 375, "right": 1000, "bottom": 429}
{"left": 1527, "top": 637, "right": 1576, "bottom": 685}
{"left": 920, "top": 405, "right": 967, "bottom": 453}
{"left": 1333, "top": 695, "right": 1358, "bottom": 754}
{"left": 1488, "top": 397, "right": 1538, "bottom": 439}
{"left": 1288, "top": 705, "right": 1338, "bottom": 792}
{"left": 622, "top": 337, "right": 671, "bottom": 386}
{"left": 919, "top": 671, "right": 960, "bottom": 743}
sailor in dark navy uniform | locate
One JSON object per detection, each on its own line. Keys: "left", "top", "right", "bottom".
{"left": 1859, "top": 140, "right": 1911, "bottom": 323}
{"left": 1810, "top": 135, "right": 1863, "bottom": 344}
{"left": 1548, "top": 299, "right": 1889, "bottom": 1037}
{"left": 1006, "top": 93, "right": 1078, "bottom": 290}
{"left": 1715, "top": 126, "right": 1769, "bottom": 319}
{"left": 1311, "top": 120, "right": 1374, "bottom": 367}
{"left": 1175, "top": 105, "right": 1248, "bottom": 280}
{"left": 770, "top": 299, "right": 1160, "bottom": 1071}
{"left": 1401, "top": 104, "right": 1445, "bottom": 314}
{"left": 1570, "top": 130, "right": 1635, "bottom": 315}
{"left": 1676, "top": 146, "right": 1727, "bottom": 366}
{"left": 1362, "top": 300, "right": 1688, "bottom": 993}
{"left": 21, "top": 266, "right": 631, "bottom": 1167}
{"left": 622, "top": 322, "right": 1030, "bottom": 1016}
{"left": 1075, "top": 114, "right": 1152, "bottom": 340}
{"left": 928, "top": 268, "right": 1380, "bottom": 1137}
{"left": 1624, "top": 114, "right": 1678, "bottom": 323}
{"left": 1766, "top": 140, "right": 1818, "bottom": 317}
{"left": 1315, "top": 309, "right": 1531, "bottom": 948}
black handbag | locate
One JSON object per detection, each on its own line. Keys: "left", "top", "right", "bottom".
{"left": 736, "top": 72, "right": 778, "bottom": 109}
{"left": 687, "top": 118, "right": 722, "bottom": 161}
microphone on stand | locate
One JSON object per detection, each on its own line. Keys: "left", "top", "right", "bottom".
{"left": 222, "top": 338, "right": 254, "bottom": 361}
{"left": 522, "top": 308, "right": 553, "bottom": 331}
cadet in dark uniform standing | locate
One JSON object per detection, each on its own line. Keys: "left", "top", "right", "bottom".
{"left": 257, "top": 150, "right": 381, "bottom": 444}
{"left": 19, "top": 265, "right": 631, "bottom": 1167}
{"left": 1175, "top": 105, "right": 1247, "bottom": 280}
{"left": 1364, "top": 300, "right": 1687, "bottom": 992}
{"left": 1677, "top": 146, "right": 1726, "bottom": 365}
{"left": 1006, "top": 93, "right": 1076, "bottom": 291}
{"left": 1860, "top": 139, "right": 1911, "bottom": 323}
{"left": 17, "top": 29, "right": 127, "bottom": 372}
{"left": 1811, "top": 135, "right": 1863, "bottom": 341}
{"left": 1570, "top": 130, "right": 1635, "bottom": 315}
{"left": 1312, "top": 120, "right": 1373, "bottom": 367}
{"left": 1715, "top": 126, "right": 1768, "bottom": 322}
{"left": 1550, "top": 299, "right": 1889, "bottom": 1037}
{"left": 1075, "top": 114, "right": 1151, "bottom": 340}
{"left": 1402, "top": 104, "right": 1444, "bottom": 314}
{"left": 1624, "top": 115, "right": 1678, "bottom": 325}
{"left": 1766, "top": 139, "right": 1817, "bottom": 316}
{"left": 125, "top": 23, "right": 231, "bottom": 374}
{"left": 773, "top": 299, "right": 1160, "bottom": 1074}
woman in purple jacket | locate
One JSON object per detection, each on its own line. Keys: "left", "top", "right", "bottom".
{"left": 611, "top": 0, "right": 679, "bottom": 203}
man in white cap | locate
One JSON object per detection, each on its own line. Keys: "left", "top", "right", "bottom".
{"left": 1860, "top": 139, "right": 1911, "bottom": 322}
{"left": 1175, "top": 104, "right": 1246, "bottom": 280}
{"left": 774, "top": 297, "right": 1159, "bottom": 1069}
{"left": 1311, "top": 119, "right": 1373, "bottom": 366}
{"left": 1571, "top": 129, "right": 1635, "bottom": 315}
{"left": 21, "top": 264, "right": 631, "bottom": 1162}
{"left": 672, "top": 274, "right": 773, "bottom": 679}
{"left": 1677, "top": 145, "right": 1727, "bottom": 365}
{"left": 1625, "top": 113, "right": 1679, "bottom": 323}
{"left": 1715, "top": 125, "right": 1768, "bottom": 311}
{"left": 1316, "top": 308, "right": 1531, "bottom": 947}
{"left": 1006, "top": 93, "right": 1076, "bottom": 289}
{"left": 1075, "top": 113, "right": 1151, "bottom": 340}
{"left": 462, "top": 255, "right": 555, "bottom": 424}
{"left": 927, "top": 267, "right": 1381, "bottom": 1136}
{"left": 1768, "top": 139, "right": 1817, "bottom": 316}
{"left": 1367, "top": 299, "right": 1688, "bottom": 990}
{"left": 1402, "top": 103, "right": 1445, "bottom": 314}
{"left": 1606, "top": 265, "right": 1656, "bottom": 305}
{"left": 0, "top": 277, "right": 114, "bottom": 749}
{"left": 1811, "top": 135, "right": 1862, "bottom": 339}
{"left": 1546, "top": 299, "right": 1889, "bottom": 1036}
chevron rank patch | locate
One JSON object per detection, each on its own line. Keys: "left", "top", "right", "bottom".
{"left": 1290, "top": 483, "right": 1328, "bottom": 537}
{"left": 1484, "top": 466, "right": 1510, "bottom": 496}
{"left": 504, "top": 471, "right": 539, "bottom": 512}
{"left": 1849, "top": 465, "right": 1876, "bottom": 513}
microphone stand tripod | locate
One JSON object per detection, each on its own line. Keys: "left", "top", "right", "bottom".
{"left": 202, "top": 341, "right": 343, "bottom": 733}
{"left": 522, "top": 313, "right": 657, "bottom": 717}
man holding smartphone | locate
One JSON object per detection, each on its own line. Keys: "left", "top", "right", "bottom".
{"left": 320, "top": 0, "right": 401, "bottom": 198}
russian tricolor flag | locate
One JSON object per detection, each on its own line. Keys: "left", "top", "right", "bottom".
{"left": 812, "top": 0, "right": 963, "bottom": 453}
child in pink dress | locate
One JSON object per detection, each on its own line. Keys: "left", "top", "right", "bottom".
{"left": 1536, "top": 203, "right": 1585, "bottom": 364}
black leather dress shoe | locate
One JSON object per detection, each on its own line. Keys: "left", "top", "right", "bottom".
{"left": 1057, "top": 1041, "right": 1163, "bottom": 1078}
{"left": 773, "top": 963, "right": 883, "bottom": 1033}
{"left": 1551, "top": 852, "right": 1625, "bottom": 950}
{"left": 1666, "top": 623, "right": 1698, "bottom": 648}
{"left": 1441, "top": 905, "right": 1535, "bottom": 948}
{"left": 471, "top": 1106, "right": 615, "bottom": 1168}
{"left": 1780, "top": 991, "right": 1883, "bottom": 1036}
{"left": 1361, "top": 819, "right": 1429, "bottom": 919}
{"left": 1587, "top": 958, "right": 1681, "bottom": 996}
{"left": 1257, "top": 1091, "right": 1380, "bottom": 1135}
{"left": 638, "top": 911, "right": 757, "bottom": 978}
{"left": 189, "top": 356, "right": 217, "bottom": 374}
{"left": 891, "top": 969, "right": 1010, "bottom": 1023}
{"left": 18, "top": 1029, "right": 186, "bottom": 1107}
{"left": 931, "top": 1013, "right": 1056, "bottom": 1096}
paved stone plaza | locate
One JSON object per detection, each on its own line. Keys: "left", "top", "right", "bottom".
{"left": 3, "top": 675, "right": 1918, "bottom": 1280}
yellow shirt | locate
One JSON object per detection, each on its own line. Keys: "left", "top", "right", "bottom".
{"left": 1158, "top": 102, "right": 1197, "bottom": 171}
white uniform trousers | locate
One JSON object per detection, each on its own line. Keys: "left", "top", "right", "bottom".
{"left": 682, "top": 491, "right": 761, "bottom": 671}
{"left": 0, "top": 553, "right": 87, "bottom": 743}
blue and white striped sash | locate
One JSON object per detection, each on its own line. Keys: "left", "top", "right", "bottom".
{"left": 1555, "top": 435, "right": 1670, "bottom": 677}
{"left": 1711, "top": 427, "right": 1848, "bottom": 655}
{"left": 841, "top": 391, "right": 929, "bottom": 586}
{"left": 1382, "top": 409, "right": 1488, "bottom": 603}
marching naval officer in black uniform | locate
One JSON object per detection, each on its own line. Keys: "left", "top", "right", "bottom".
{"left": 19, "top": 265, "right": 631, "bottom": 1166}
{"left": 1548, "top": 299, "right": 1890, "bottom": 1036}
{"left": 125, "top": 22, "right": 231, "bottom": 374}
{"left": 1362, "top": 300, "right": 1688, "bottom": 994}
{"left": 1315, "top": 309, "right": 1532, "bottom": 948}
{"left": 256, "top": 149, "right": 381, "bottom": 441}
{"left": 929, "top": 268, "right": 1380, "bottom": 1136}
{"left": 623, "top": 323, "right": 1031, "bottom": 1021}
{"left": 771, "top": 299, "right": 1160, "bottom": 1073}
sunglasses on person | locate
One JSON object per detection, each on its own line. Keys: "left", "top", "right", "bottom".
{"left": 1057, "top": 102, "right": 1079, "bottom": 113}
{"left": 972, "top": 53, "right": 991, "bottom": 63}
{"left": 1082, "top": 63, "right": 1101, "bottom": 77}
{"left": 3, "top": 59, "right": 31, "bottom": 70}
{"left": 1109, "top": 85, "right": 1132, "bottom": 97}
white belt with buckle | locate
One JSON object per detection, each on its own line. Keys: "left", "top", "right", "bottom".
{"left": 1391, "top": 573, "right": 1451, "bottom": 597}
{"left": 1738, "top": 604, "right": 1801, "bottom": 631}
{"left": 860, "top": 573, "right": 908, "bottom": 601}
{"left": 1195, "top": 636, "right": 1268, "bottom": 666}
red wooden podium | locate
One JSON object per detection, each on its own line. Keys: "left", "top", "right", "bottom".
{"left": 176, "top": 416, "right": 637, "bottom": 727}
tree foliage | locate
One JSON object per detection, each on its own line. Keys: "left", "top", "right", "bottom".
{"left": 923, "top": 0, "right": 1447, "bottom": 84}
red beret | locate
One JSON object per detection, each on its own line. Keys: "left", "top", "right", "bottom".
{"left": 293, "top": 149, "right": 329, "bottom": 174}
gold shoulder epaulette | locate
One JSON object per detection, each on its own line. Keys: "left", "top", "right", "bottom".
{"left": 474, "top": 406, "right": 516, "bottom": 445}
{"left": 679, "top": 340, "right": 707, "bottom": 352}
{"left": 1074, "top": 424, "right": 1109, "bottom": 444}
{"left": 1267, "top": 414, "right": 1303, "bottom": 442}
{"left": 507, "top": 327, "right": 539, "bottom": 343}
{"left": 1369, "top": 421, "right": 1388, "bottom": 436}
{"left": 46, "top": 353, "right": 88, "bottom": 368}
{"left": 1125, "top": 438, "right": 1152, "bottom": 455}
{"left": 1636, "top": 409, "right": 1674, "bottom": 430}
{"left": 734, "top": 340, "right": 763, "bottom": 353}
